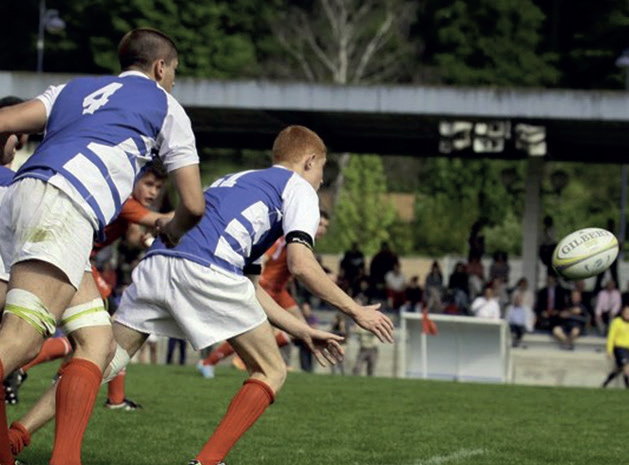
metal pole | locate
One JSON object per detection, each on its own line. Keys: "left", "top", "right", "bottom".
{"left": 620, "top": 164, "right": 628, "bottom": 259}
{"left": 36, "top": 0, "right": 46, "bottom": 73}
{"left": 620, "top": 70, "right": 629, "bottom": 259}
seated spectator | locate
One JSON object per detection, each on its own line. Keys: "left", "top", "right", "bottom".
{"left": 448, "top": 262, "right": 470, "bottom": 313}
{"left": 471, "top": 284, "right": 500, "bottom": 320}
{"left": 466, "top": 255, "right": 485, "bottom": 301}
{"left": 505, "top": 293, "right": 535, "bottom": 347}
{"left": 385, "top": 262, "right": 407, "bottom": 311}
{"left": 575, "top": 280, "right": 595, "bottom": 330}
{"left": 534, "top": 274, "right": 569, "bottom": 332}
{"left": 511, "top": 277, "right": 534, "bottom": 310}
{"left": 424, "top": 261, "right": 444, "bottom": 313}
{"left": 402, "top": 276, "right": 423, "bottom": 312}
{"left": 489, "top": 251, "right": 510, "bottom": 285}
{"left": 595, "top": 280, "right": 622, "bottom": 335}
{"left": 553, "top": 290, "right": 588, "bottom": 349}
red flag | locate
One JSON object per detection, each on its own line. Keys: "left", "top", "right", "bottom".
{"left": 421, "top": 308, "right": 438, "bottom": 336}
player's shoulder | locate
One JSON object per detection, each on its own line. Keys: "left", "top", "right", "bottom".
{"left": 0, "top": 166, "right": 14, "bottom": 186}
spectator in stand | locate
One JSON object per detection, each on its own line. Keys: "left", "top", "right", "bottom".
{"left": 448, "top": 262, "right": 470, "bottom": 314}
{"left": 552, "top": 290, "right": 588, "bottom": 350}
{"left": 369, "top": 241, "right": 399, "bottom": 301}
{"left": 468, "top": 219, "right": 487, "bottom": 261}
{"left": 424, "top": 261, "right": 444, "bottom": 313}
{"left": 575, "top": 280, "right": 595, "bottom": 331}
{"left": 466, "top": 254, "right": 485, "bottom": 301}
{"left": 385, "top": 262, "right": 407, "bottom": 311}
{"left": 534, "top": 274, "right": 569, "bottom": 331}
{"left": 352, "top": 325, "right": 378, "bottom": 377}
{"left": 602, "top": 305, "right": 629, "bottom": 388}
{"left": 505, "top": 293, "right": 534, "bottom": 347}
{"left": 402, "top": 276, "right": 423, "bottom": 312}
{"left": 594, "top": 219, "right": 620, "bottom": 294}
{"left": 489, "top": 251, "right": 510, "bottom": 285}
{"left": 595, "top": 280, "right": 622, "bottom": 335}
{"left": 539, "top": 215, "right": 557, "bottom": 273}
{"left": 471, "top": 284, "right": 500, "bottom": 319}
{"left": 511, "top": 278, "right": 534, "bottom": 311}
{"left": 339, "top": 242, "right": 366, "bottom": 296}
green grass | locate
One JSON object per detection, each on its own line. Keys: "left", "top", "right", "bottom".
{"left": 8, "top": 362, "right": 629, "bottom": 465}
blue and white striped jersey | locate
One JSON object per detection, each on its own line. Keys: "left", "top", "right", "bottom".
{"left": 14, "top": 71, "right": 198, "bottom": 236}
{"left": 0, "top": 166, "right": 13, "bottom": 205}
{"left": 146, "top": 166, "right": 320, "bottom": 275}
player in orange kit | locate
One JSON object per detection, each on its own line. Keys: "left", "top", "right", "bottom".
{"left": 197, "top": 211, "right": 329, "bottom": 378}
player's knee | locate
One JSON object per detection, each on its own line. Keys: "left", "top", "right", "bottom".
{"left": 268, "top": 361, "right": 287, "bottom": 393}
{"left": 102, "top": 343, "right": 131, "bottom": 384}
{"left": 4, "top": 288, "right": 57, "bottom": 339}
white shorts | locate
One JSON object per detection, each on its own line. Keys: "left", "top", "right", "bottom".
{"left": 114, "top": 255, "right": 268, "bottom": 351}
{"left": 0, "top": 179, "right": 94, "bottom": 288}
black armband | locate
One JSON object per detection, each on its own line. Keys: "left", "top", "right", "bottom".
{"left": 285, "top": 231, "right": 314, "bottom": 250}
{"left": 243, "top": 264, "right": 262, "bottom": 276}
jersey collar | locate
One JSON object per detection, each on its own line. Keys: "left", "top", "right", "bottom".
{"left": 118, "top": 70, "right": 152, "bottom": 80}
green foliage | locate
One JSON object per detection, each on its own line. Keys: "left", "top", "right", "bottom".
{"left": 483, "top": 208, "right": 523, "bottom": 256}
{"left": 0, "top": 0, "right": 277, "bottom": 77}
{"left": 421, "top": 0, "right": 559, "bottom": 86}
{"left": 542, "top": 162, "right": 621, "bottom": 239}
{"left": 413, "top": 157, "right": 525, "bottom": 255}
{"left": 320, "top": 155, "right": 396, "bottom": 255}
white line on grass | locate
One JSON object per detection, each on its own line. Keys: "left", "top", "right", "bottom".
{"left": 412, "top": 448, "right": 488, "bottom": 465}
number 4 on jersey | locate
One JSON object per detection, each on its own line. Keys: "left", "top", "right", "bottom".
{"left": 82, "top": 82, "right": 123, "bottom": 115}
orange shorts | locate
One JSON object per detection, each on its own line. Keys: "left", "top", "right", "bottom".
{"left": 267, "top": 288, "right": 297, "bottom": 310}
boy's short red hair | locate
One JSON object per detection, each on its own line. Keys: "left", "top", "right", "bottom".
{"left": 272, "top": 126, "right": 326, "bottom": 164}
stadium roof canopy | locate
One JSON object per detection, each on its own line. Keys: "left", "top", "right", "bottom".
{"left": 1, "top": 71, "right": 628, "bottom": 163}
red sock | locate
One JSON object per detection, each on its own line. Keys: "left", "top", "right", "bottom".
{"left": 203, "top": 341, "right": 234, "bottom": 366}
{"left": 49, "top": 358, "right": 102, "bottom": 465}
{"left": 22, "top": 337, "right": 71, "bottom": 372}
{"left": 107, "top": 371, "right": 126, "bottom": 405}
{"left": 196, "top": 379, "right": 274, "bottom": 465}
{"left": 275, "top": 331, "right": 290, "bottom": 347}
{"left": 8, "top": 422, "right": 31, "bottom": 456}
{"left": 0, "top": 360, "right": 15, "bottom": 465}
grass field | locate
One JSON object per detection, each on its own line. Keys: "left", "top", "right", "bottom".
{"left": 7, "top": 361, "right": 629, "bottom": 465}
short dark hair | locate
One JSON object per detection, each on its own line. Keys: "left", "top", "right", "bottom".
{"left": 118, "top": 28, "right": 178, "bottom": 71}
{"left": 0, "top": 96, "right": 24, "bottom": 109}
{"left": 320, "top": 209, "right": 329, "bottom": 220}
{"left": 143, "top": 158, "right": 167, "bottom": 180}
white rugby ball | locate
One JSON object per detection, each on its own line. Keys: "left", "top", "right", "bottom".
{"left": 552, "top": 228, "right": 619, "bottom": 280}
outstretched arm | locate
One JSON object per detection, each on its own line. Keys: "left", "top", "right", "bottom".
{"left": 250, "top": 276, "right": 344, "bottom": 367}
{"left": 286, "top": 242, "right": 394, "bottom": 343}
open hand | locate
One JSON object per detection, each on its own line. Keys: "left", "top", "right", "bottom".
{"left": 353, "top": 303, "right": 395, "bottom": 343}
{"left": 300, "top": 328, "right": 345, "bottom": 367}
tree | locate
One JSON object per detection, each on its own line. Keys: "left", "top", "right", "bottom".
{"left": 319, "top": 155, "right": 396, "bottom": 256}
{"left": 270, "top": 0, "right": 418, "bottom": 84}
{"left": 534, "top": 0, "right": 629, "bottom": 89}
{"left": 0, "top": 0, "right": 276, "bottom": 78}
{"left": 419, "top": 0, "right": 559, "bottom": 86}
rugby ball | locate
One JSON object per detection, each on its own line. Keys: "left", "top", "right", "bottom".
{"left": 552, "top": 228, "right": 619, "bottom": 280}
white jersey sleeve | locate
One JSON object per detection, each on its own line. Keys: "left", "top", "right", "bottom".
{"left": 36, "top": 84, "right": 66, "bottom": 118}
{"left": 281, "top": 174, "right": 320, "bottom": 244}
{"left": 156, "top": 93, "right": 199, "bottom": 172}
